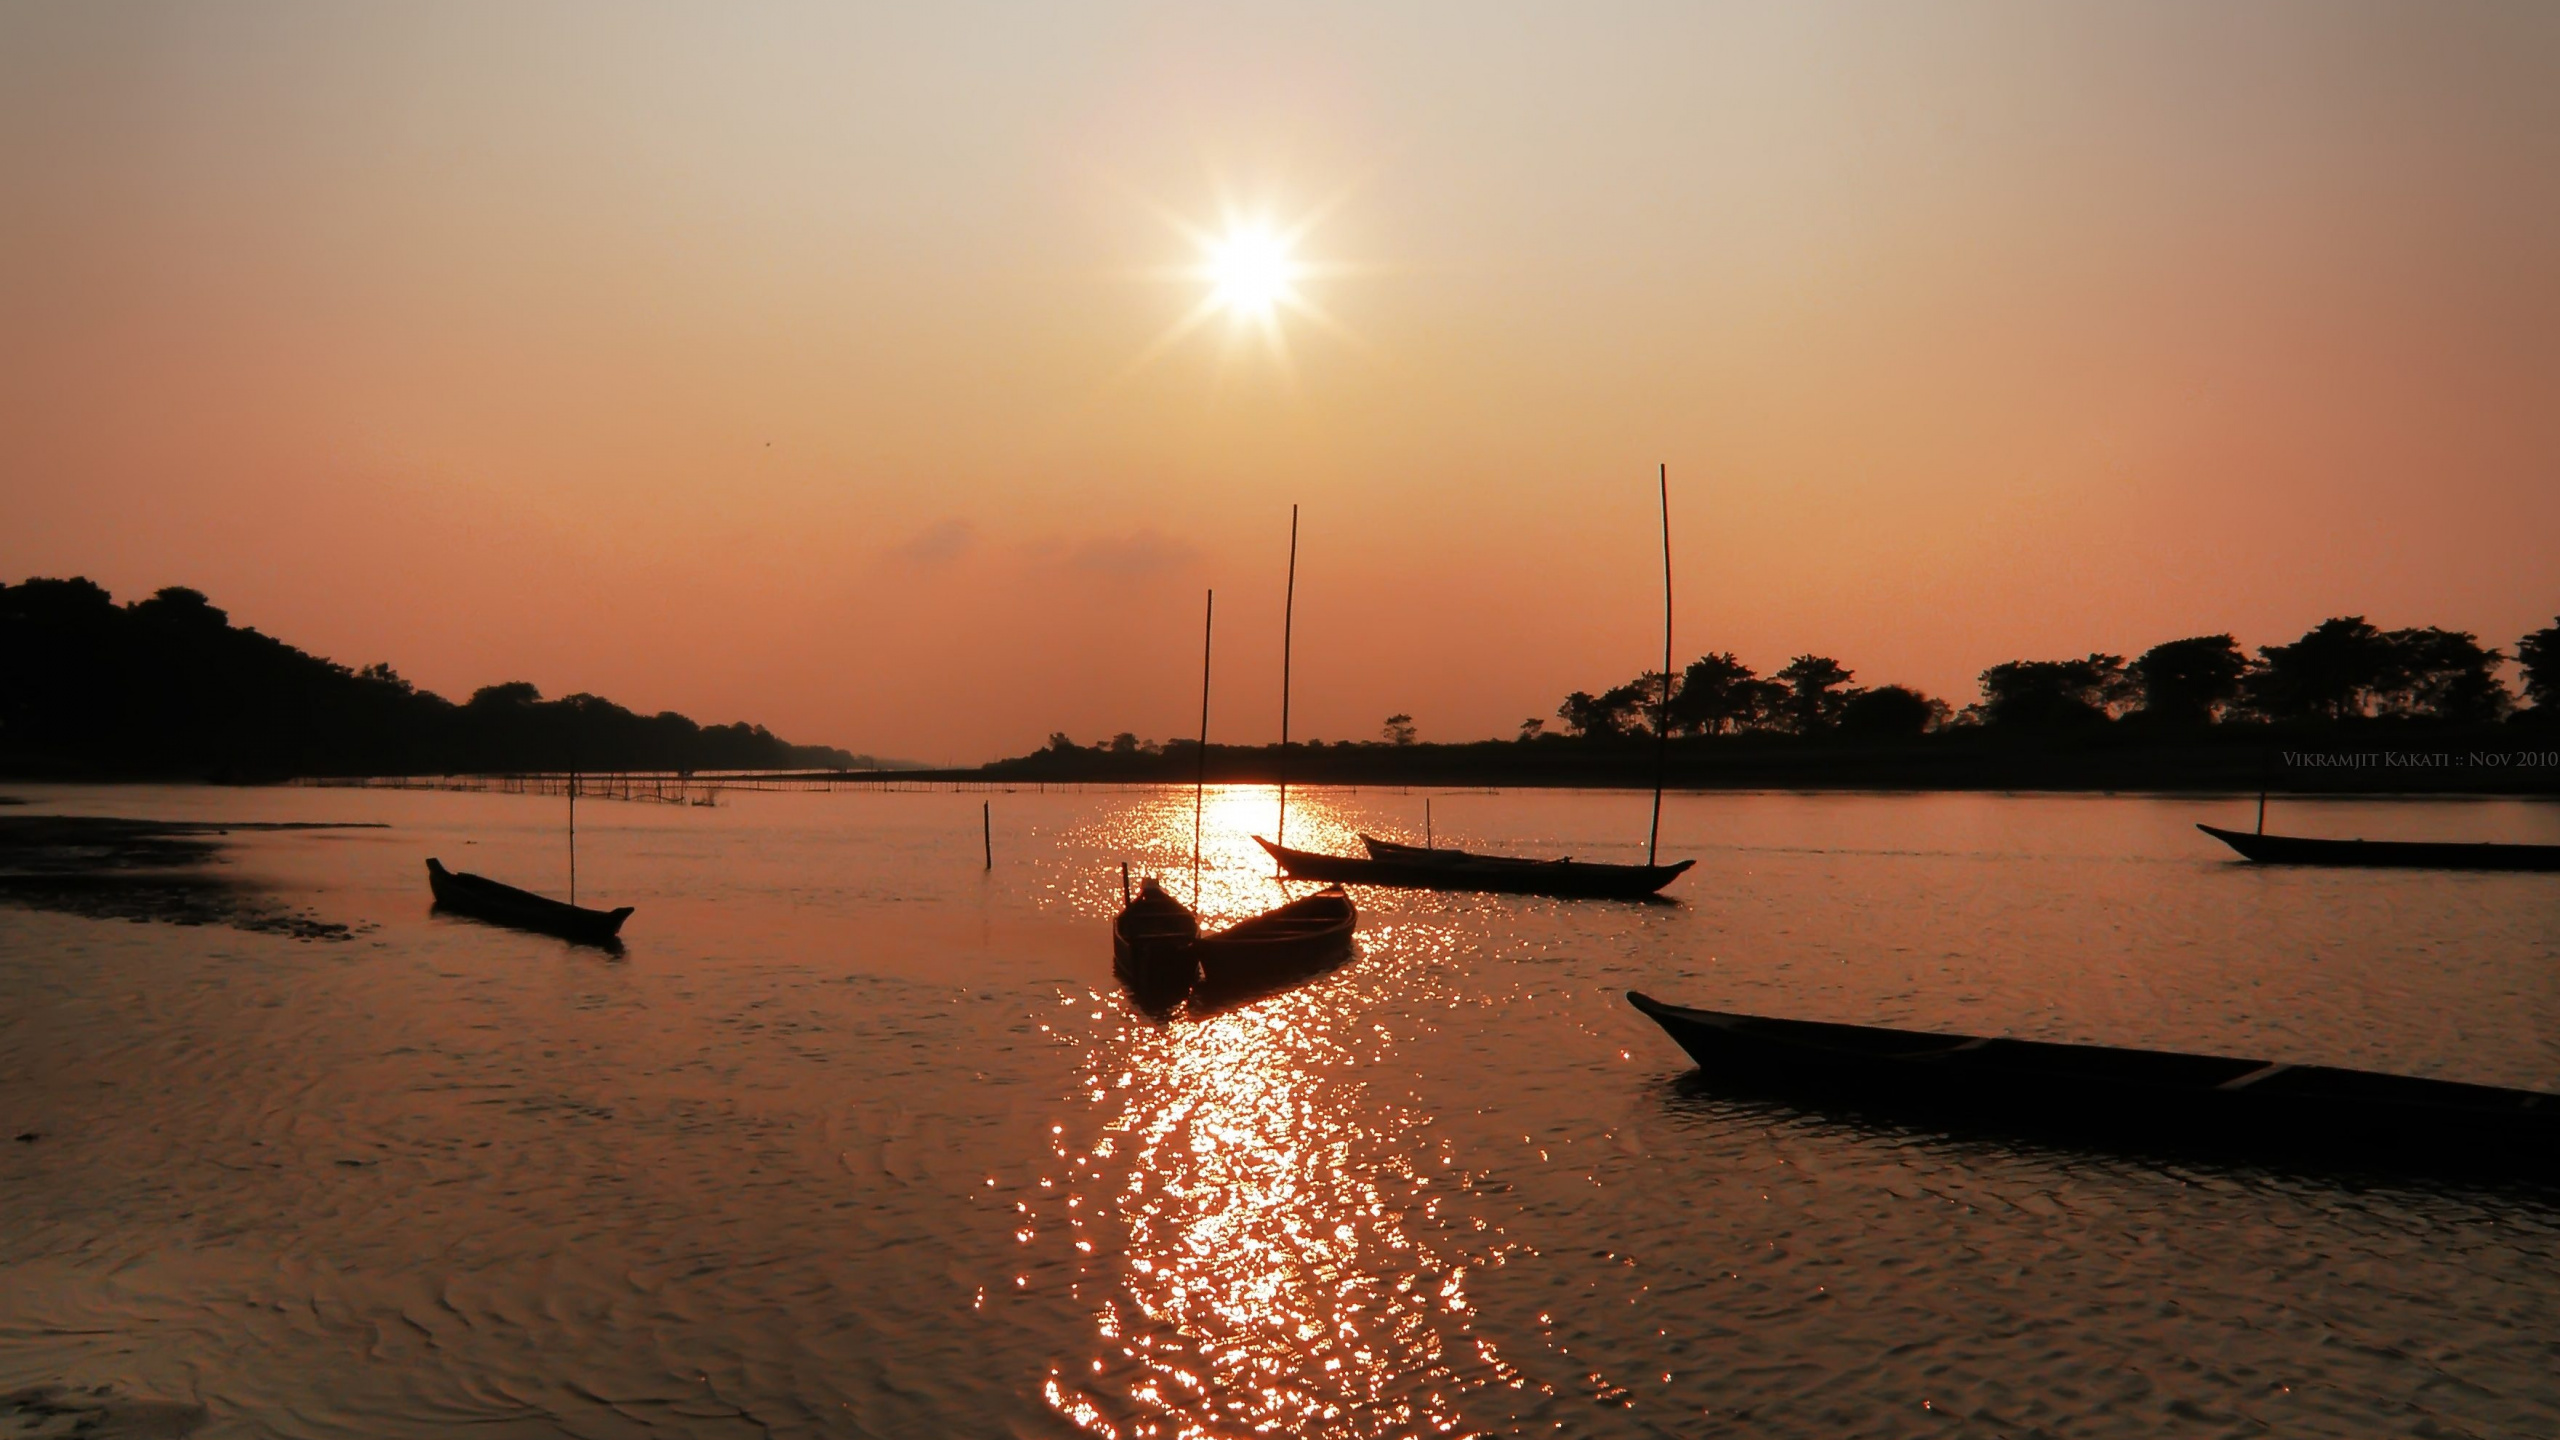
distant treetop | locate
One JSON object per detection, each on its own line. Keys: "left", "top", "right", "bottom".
{"left": 1539, "top": 612, "right": 2546, "bottom": 746}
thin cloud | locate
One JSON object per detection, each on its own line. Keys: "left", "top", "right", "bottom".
{"left": 888, "top": 518, "right": 978, "bottom": 567}
{"left": 1066, "top": 528, "right": 1201, "bottom": 578}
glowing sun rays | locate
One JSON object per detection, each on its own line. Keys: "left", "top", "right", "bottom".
{"left": 1111, "top": 186, "right": 1368, "bottom": 389}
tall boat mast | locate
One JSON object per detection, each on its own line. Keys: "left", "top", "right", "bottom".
{"left": 1276, "top": 504, "right": 1299, "bottom": 857}
{"left": 1194, "top": 589, "right": 1214, "bottom": 907}
{"left": 1648, "top": 464, "right": 1673, "bottom": 867}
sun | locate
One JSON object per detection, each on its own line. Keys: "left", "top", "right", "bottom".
{"left": 1204, "top": 225, "right": 1298, "bottom": 318}
{"left": 1109, "top": 187, "right": 1362, "bottom": 385}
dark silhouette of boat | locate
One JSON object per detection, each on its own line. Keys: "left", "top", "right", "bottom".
{"left": 1361, "top": 833, "right": 1602, "bottom": 869}
{"left": 1257, "top": 835, "right": 1692, "bottom": 899}
{"left": 425, "top": 858, "right": 633, "bottom": 944}
{"left": 1112, "top": 876, "right": 1356, "bottom": 1013}
{"left": 1113, "top": 876, "right": 1202, "bottom": 1012}
{"left": 1191, "top": 885, "right": 1356, "bottom": 999}
{"left": 2197, "top": 823, "right": 2560, "bottom": 872}
{"left": 1627, "top": 990, "right": 2560, "bottom": 1175}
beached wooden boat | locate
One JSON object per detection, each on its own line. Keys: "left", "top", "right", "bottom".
{"left": 2197, "top": 823, "right": 2560, "bottom": 872}
{"left": 1259, "top": 835, "right": 1692, "bottom": 899}
{"left": 425, "top": 858, "right": 633, "bottom": 944}
{"left": 1627, "top": 990, "right": 2560, "bottom": 1173}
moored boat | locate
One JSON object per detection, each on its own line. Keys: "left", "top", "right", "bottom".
{"left": 2197, "top": 823, "right": 2560, "bottom": 872}
{"left": 1190, "top": 885, "right": 1357, "bottom": 1004}
{"left": 1259, "top": 835, "right": 1691, "bottom": 899}
{"left": 1113, "top": 877, "right": 1203, "bottom": 1009}
{"left": 1627, "top": 990, "right": 2560, "bottom": 1174}
{"left": 1111, "top": 878, "right": 1357, "bottom": 1013}
{"left": 426, "top": 857, "right": 633, "bottom": 944}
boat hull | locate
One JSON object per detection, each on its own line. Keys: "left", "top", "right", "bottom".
{"left": 1260, "top": 836, "right": 1690, "bottom": 899}
{"left": 426, "top": 858, "right": 633, "bottom": 944}
{"left": 1190, "top": 887, "right": 1357, "bottom": 1007}
{"left": 2198, "top": 823, "right": 2560, "bottom": 871}
{"left": 1111, "top": 883, "right": 1357, "bottom": 1013}
{"left": 1628, "top": 990, "right": 2560, "bottom": 1175}
{"left": 1112, "top": 886, "right": 1201, "bottom": 1012}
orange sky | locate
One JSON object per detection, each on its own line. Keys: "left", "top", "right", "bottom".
{"left": 5, "top": 3, "right": 2556, "bottom": 762}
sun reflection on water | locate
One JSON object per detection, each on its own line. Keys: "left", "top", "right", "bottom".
{"left": 1066, "top": 785, "right": 1370, "bottom": 926}
{"left": 1041, "top": 789, "right": 1531, "bottom": 1437}
{"left": 1047, "top": 1006, "right": 1471, "bottom": 1436}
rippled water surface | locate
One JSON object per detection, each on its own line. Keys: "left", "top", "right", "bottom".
{"left": 4, "top": 783, "right": 2559, "bottom": 1437}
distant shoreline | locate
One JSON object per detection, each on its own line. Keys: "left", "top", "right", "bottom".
{"left": 647, "top": 728, "right": 2560, "bottom": 796}
{"left": 13, "top": 730, "right": 2557, "bottom": 796}
{"left": 931, "top": 725, "right": 2560, "bottom": 796}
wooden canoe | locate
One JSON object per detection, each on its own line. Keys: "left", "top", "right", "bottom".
{"left": 1113, "top": 877, "right": 1202, "bottom": 1009}
{"left": 426, "top": 857, "right": 633, "bottom": 944}
{"left": 1191, "top": 885, "right": 1357, "bottom": 1004}
{"left": 2198, "top": 823, "right": 2560, "bottom": 872}
{"left": 1627, "top": 990, "right": 2560, "bottom": 1174}
{"left": 1112, "top": 879, "right": 1357, "bottom": 1013}
{"left": 1259, "top": 835, "right": 1691, "bottom": 899}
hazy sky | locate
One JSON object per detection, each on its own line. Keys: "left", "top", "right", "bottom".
{"left": 6, "top": 2, "right": 2556, "bottom": 761}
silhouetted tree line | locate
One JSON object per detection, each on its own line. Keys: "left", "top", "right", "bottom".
{"left": 997, "top": 613, "right": 2557, "bottom": 789}
{"left": 1551, "top": 615, "right": 2558, "bottom": 742}
{"left": 0, "top": 578, "right": 862, "bottom": 778}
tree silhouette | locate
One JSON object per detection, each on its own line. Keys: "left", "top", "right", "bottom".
{"left": 1612, "top": 673, "right": 1675, "bottom": 737}
{"left": 2378, "top": 628, "right": 2510, "bottom": 723}
{"left": 1382, "top": 713, "right": 1418, "bottom": 746}
{"left": 1559, "top": 675, "right": 1673, "bottom": 738}
{"left": 1555, "top": 691, "right": 1612, "bottom": 738}
{"left": 2519, "top": 618, "right": 2560, "bottom": 711}
{"left": 0, "top": 576, "right": 859, "bottom": 776}
{"left": 1838, "top": 685, "right": 1945, "bottom": 738}
{"left": 2128, "top": 635, "right": 2247, "bottom": 726}
{"left": 1976, "top": 655, "right": 2133, "bottom": 728}
{"left": 2247, "top": 617, "right": 2398, "bottom": 720}
{"left": 1772, "top": 655, "right": 1856, "bottom": 733}
{"left": 1671, "top": 653, "right": 1780, "bottom": 734}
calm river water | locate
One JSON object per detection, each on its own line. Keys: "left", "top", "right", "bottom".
{"left": 3, "top": 783, "right": 2559, "bottom": 1438}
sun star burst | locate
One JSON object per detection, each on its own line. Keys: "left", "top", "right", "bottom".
{"left": 1108, "top": 187, "right": 1365, "bottom": 388}
{"left": 1203, "top": 225, "right": 1299, "bottom": 319}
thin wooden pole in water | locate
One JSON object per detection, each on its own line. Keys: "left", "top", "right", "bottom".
{"left": 1276, "top": 503, "right": 1299, "bottom": 858}
{"left": 568, "top": 770, "right": 578, "bottom": 905}
{"left": 1195, "top": 589, "right": 1213, "bottom": 907}
{"left": 982, "top": 800, "right": 992, "bottom": 869}
{"left": 2257, "top": 750, "right": 2271, "bottom": 834}
{"left": 1648, "top": 463, "right": 1673, "bottom": 867}
{"left": 1425, "top": 796, "right": 1432, "bottom": 851}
